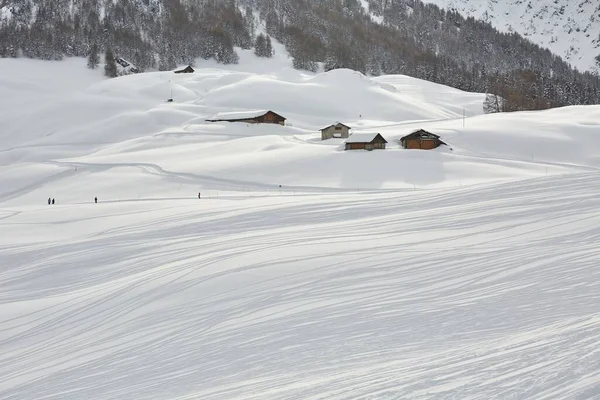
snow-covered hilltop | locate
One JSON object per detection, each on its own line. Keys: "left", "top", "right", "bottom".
{"left": 422, "top": 0, "right": 600, "bottom": 73}
{"left": 2, "top": 52, "right": 600, "bottom": 399}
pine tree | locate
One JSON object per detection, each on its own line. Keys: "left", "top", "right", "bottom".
{"left": 254, "top": 33, "right": 266, "bottom": 57}
{"left": 104, "top": 47, "right": 118, "bottom": 78}
{"left": 483, "top": 93, "right": 505, "bottom": 113}
{"left": 158, "top": 50, "right": 177, "bottom": 71}
{"left": 87, "top": 43, "right": 100, "bottom": 69}
{"left": 265, "top": 35, "right": 273, "bottom": 57}
{"left": 254, "top": 33, "right": 273, "bottom": 58}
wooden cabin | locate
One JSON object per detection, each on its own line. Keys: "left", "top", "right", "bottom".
{"left": 321, "top": 122, "right": 351, "bottom": 140}
{"left": 400, "top": 129, "right": 446, "bottom": 150}
{"left": 174, "top": 65, "right": 195, "bottom": 74}
{"left": 344, "top": 133, "right": 387, "bottom": 151}
{"left": 206, "top": 110, "right": 286, "bottom": 126}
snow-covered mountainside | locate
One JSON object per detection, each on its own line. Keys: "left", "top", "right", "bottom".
{"left": 2, "top": 49, "right": 600, "bottom": 399}
{"left": 422, "top": 0, "right": 600, "bottom": 73}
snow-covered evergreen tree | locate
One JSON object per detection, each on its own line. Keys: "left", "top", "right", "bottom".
{"left": 104, "top": 48, "right": 118, "bottom": 78}
{"left": 87, "top": 43, "right": 100, "bottom": 69}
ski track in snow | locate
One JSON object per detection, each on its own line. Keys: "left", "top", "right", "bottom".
{"left": 2, "top": 57, "right": 600, "bottom": 399}
{"left": 2, "top": 173, "right": 600, "bottom": 399}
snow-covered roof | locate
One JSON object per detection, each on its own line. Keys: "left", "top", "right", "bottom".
{"left": 401, "top": 129, "right": 441, "bottom": 140}
{"left": 114, "top": 57, "right": 139, "bottom": 74}
{"left": 321, "top": 121, "right": 351, "bottom": 131}
{"left": 207, "top": 110, "right": 284, "bottom": 121}
{"left": 345, "top": 133, "right": 386, "bottom": 143}
{"left": 174, "top": 65, "right": 194, "bottom": 73}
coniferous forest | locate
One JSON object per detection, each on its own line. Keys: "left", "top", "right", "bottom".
{"left": 1, "top": 0, "right": 599, "bottom": 111}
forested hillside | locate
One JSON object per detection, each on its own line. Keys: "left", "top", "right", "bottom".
{"left": 1, "top": 0, "right": 599, "bottom": 110}
{"left": 420, "top": 0, "right": 600, "bottom": 74}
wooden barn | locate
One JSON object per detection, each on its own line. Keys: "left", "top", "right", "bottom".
{"left": 206, "top": 110, "right": 286, "bottom": 126}
{"left": 344, "top": 133, "right": 387, "bottom": 151}
{"left": 321, "top": 122, "right": 351, "bottom": 140}
{"left": 174, "top": 65, "right": 195, "bottom": 74}
{"left": 400, "top": 129, "right": 446, "bottom": 150}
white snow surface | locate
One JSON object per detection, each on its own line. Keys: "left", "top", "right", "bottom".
{"left": 0, "top": 5, "right": 13, "bottom": 21}
{"left": 359, "top": 0, "right": 384, "bottom": 24}
{"left": 2, "top": 52, "right": 600, "bottom": 399}
{"left": 345, "top": 132, "right": 384, "bottom": 143}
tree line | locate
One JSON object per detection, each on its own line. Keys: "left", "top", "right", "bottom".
{"left": 0, "top": 0, "right": 598, "bottom": 111}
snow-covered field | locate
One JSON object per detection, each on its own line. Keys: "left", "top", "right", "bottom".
{"left": 1, "top": 49, "right": 600, "bottom": 399}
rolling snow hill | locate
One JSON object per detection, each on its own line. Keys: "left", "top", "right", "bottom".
{"left": 1, "top": 49, "right": 599, "bottom": 205}
{"left": 1, "top": 51, "right": 600, "bottom": 399}
{"left": 421, "top": 0, "right": 600, "bottom": 73}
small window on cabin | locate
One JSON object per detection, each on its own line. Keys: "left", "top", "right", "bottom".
{"left": 335, "top": 126, "right": 342, "bottom": 131}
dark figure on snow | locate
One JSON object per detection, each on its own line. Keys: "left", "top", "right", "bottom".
{"left": 52, "top": 198, "right": 55, "bottom": 205}
{"left": 48, "top": 198, "right": 51, "bottom": 205}
{"left": 95, "top": 197, "right": 98, "bottom": 203}
{"left": 198, "top": 192, "right": 201, "bottom": 199}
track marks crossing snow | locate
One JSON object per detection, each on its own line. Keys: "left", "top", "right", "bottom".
{"left": 1, "top": 173, "right": 600, "bottom": 399}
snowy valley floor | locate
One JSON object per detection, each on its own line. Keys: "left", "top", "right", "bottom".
{"left": 1, "top": 172, "right": 600, "bottom": 399}
{"left": 2, "top": 56, "right": 600, "bottom": 399}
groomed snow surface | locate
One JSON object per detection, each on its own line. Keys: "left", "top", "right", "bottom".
{"left": 2, "top": 49, "right": 600, "bottom": 399}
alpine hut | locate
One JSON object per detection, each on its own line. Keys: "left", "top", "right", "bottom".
{"left": 206, "top": 110, "right": 286, "bottom": 126}
{"left": 400, "top": 129, "right": 446, "bottom": 150}
{"left": 344, "top": 133, "right": 387, "bottom": 151}
{"left": 174, "top": 65, "right": 195, "bottom": 74}
{"left": 320, "top": 122, "right": 351, "bottom": 140}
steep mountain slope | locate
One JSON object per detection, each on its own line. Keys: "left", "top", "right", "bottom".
{"left": 422, "top": 0, "right": 600, "bottom": 73}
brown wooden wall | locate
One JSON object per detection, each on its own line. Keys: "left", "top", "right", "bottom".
{"left": 404, "top": 139, "right": 441, "bottom": 150}
{"left": 322, "top": 125, "right": 350, "bottom": 140}
{"left": 262, "top": 112, "right": 286, "bottom": 125}
{"left": 345, "top": 141, "right": 386, "bottom": 150}
{"left": 346, "top": 143, "right": 365, "bottom": 150}
{"left": 420, "top": 140, "right": 439, "bottom": 150}
{"left": 405, "top": 139, "right": 421, "bottom": 149}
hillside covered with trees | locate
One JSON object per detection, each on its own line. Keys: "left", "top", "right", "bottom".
{"left": 0, "top": 0, "right": 598, "bottom": 111}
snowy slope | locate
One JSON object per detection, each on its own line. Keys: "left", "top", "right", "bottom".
{"left": 421, "top": 0, "right": 600, "bottom": 73}
{"left": 2, "top": 50, "right": 600, "bottom": 399}
{"left": 2, "top": 52, "right": 599, "bottom": 206}
{"left": 2, "top": 173, "right": 600, "bottom": 399}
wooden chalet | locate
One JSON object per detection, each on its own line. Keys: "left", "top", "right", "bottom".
{"left": 321, "top": 122, "right": 351, "bottom": 140}
{"left": 206, "top": 110, "right": 286, "bottom": 126}
{"left": 344, "top": 133, "right": 387, "bottom": 151}
{"left": 400, "top": 129, "right": 446, "bottom": 150}
{"left": 174, "top": 65, "right": 195, "bottom": 74}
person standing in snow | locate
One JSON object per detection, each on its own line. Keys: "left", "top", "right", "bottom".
{"left": 198, "top": 192, "right": 201, "bottom": 199}
{"left": 95, "top": 197, "right": 98, "bottom": 203}
{"left": 48, "top": 198, "right": 51, "bottom": 205}
{"left": 52, "top": 198, "right": 55, "bottom": 205}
